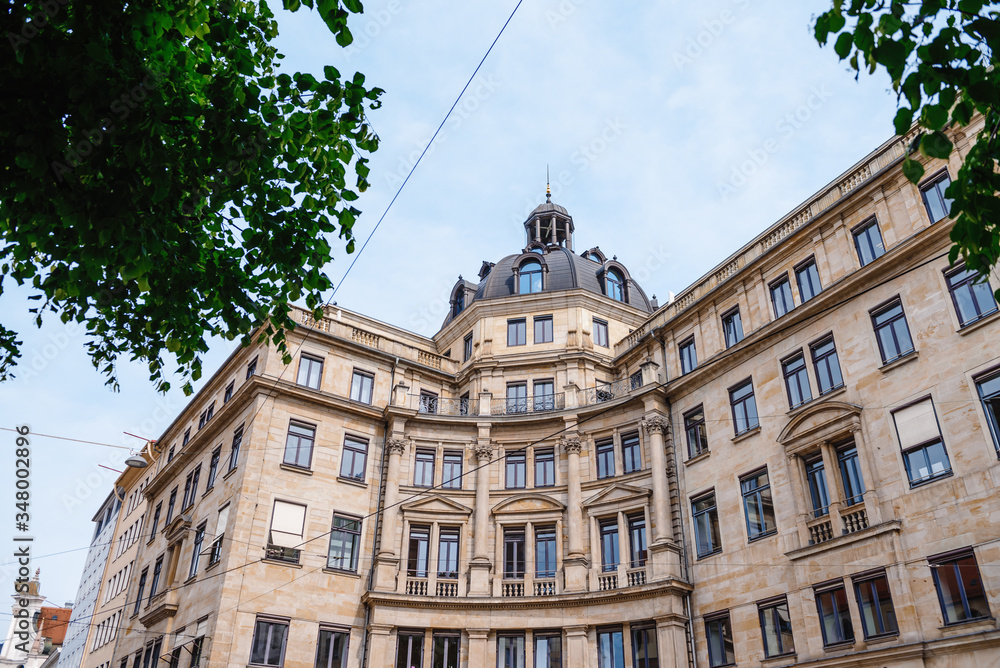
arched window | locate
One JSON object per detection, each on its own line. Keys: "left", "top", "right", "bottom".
{"left": 519, "top": 260, "right": 542, "bottom": 294}
{"left": 607, "top": 269, "right": 625, "bottom": 302}
{"left": 453, "top": 289, "right": 465, "bottom": 317}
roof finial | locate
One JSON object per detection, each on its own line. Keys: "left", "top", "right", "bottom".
{"left": 545, "top": 165, "right": 551, "bottom": 202}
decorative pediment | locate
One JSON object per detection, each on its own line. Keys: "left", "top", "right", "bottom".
{"left": 400, "top": 494, "right": 473, "bottom": 518}
{"left": 492, "top": 493, "right": 566, "bottom": 517}
{"left": 777, "top": 401, "right": 862, "bottom": 454}
{"left": 583, "top": 483, "right": 651, "bottom": 514}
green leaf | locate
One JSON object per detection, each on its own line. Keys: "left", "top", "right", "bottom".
{"left": 835, "top": 32, "right": 854, "bottom": 59}
{"left": 902, "top": 156, "right": 925, "bottom": 184}
{"left": 920, "top": 131, "right": 953, "bottom": 159}
{"left": 893, "top": 107, "right": 914, "bottom": 135}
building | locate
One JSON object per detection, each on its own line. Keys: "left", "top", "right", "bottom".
{"left": 102, "top": 118, "right": 1000, "bottom": 668}
{"left": 1, "top": 571, "right": 72, "bottom": 668}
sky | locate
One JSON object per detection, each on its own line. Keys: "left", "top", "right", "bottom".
{"left": 0, "top": 0, "right": 900, "bottom": 612}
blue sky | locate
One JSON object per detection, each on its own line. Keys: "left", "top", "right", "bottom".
{"left": 0, "top": 0, "right": 898, "bottom": 609}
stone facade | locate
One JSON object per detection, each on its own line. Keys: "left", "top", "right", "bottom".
{"left": 102, "top": 121, "right": 1000, "bottom": 668}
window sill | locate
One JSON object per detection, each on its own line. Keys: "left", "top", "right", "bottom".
{"left": 760, "top": 653, "right": 796, "bottom": 666}
{"left": 323, "top": 567, "right": 361, "bottom": 578}
{"left": 695, "top": 548, "right": 722, "bottom": 561}
{"left": 685, "top": 450, "right": 710, "bottom": 466}
{"left": 205, "top": 560, "right": 221, "bottom": 572}
{"left": 261, "top": 558, "right": 303, "bottom": 569}
{"left": 337, "top": 476, "right": 368, "bottom": 488}
{"left": 184, "top": 574, "right": 197, "bottom": 585}
{"left": 879, "top": 350, "right": 918, "bottom": 372}
{"left": 202, "top": 486, "right": 215, "bottom": 498}
{"left": 223, "top": 467, "right": 239, "bottom": 480}
{"left": 939, "top": 616, "right": 995, "bottom": 631}
{"left": 732, "top": 426, "right": 761, "bottom": 444}
{"left": 908, "top": 470, "right": 954, "bottom": 489}
{"left": 860, "top": 632, "right": 899, "bottom": 646}
{"left": 748, "top": 529, "right": 777, "bottom": 543}
{"left": 279, "top": 463, "right": 313, "bottom": 476}
{"left": 957, "top": 309, "right": 1000, "bottom": 336}
{"left": 822, "top": 640, "right": 855, "bottom": 653}
{"left": 818, "top": 383, "right": 846, "bottom": 397}
{"left": 786, "top": 385, "right": 848, "bottom": 417}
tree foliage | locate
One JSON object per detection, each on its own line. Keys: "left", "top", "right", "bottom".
{"left": 816, "top": 0, "right": 1000, "bottom": 292}
{"left": 1, "top": 0, "right": 382, "bottom": 392}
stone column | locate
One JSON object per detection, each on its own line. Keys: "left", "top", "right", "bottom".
{"left": 366, "top": 624, "right": 393, "bottom": 668}
{"left": 467, "top": 629, "right": 490, "bottom": 667}
{"left": 850, "top": 419, "right": 884, "bottom": 524}
{"left": 561, "top": 436, "right": 589, "bottom": 592}
{"left": 654, "top": 613, "right": 690, "bottom": 668}
{"left": 373, "top": 438, "right": 407, "bottom": 592}
{"left": 564, "top": 626, "right": 590, "bottom": 667}
{"left": 819, "top": 441, "right": 844, "bottom": 533}
{"left": 469, "top": 441, "right": 494, "bottom": 595}
{"left": 642, "top": 415, "right": 682, "bottom": 582}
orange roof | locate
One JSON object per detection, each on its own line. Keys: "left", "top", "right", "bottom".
{"left": 38, "top": 606, "right": 72, "bottom": 646}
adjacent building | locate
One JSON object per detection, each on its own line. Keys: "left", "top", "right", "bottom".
{"left": 1, "top": 572, "right": 72, "bottom": 668}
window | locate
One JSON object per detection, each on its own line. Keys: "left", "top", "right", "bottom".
{"left": 535, "top": 526, "right": 557, "bottom": 578}
{"left": 921, "top": 171, "right": 953, "bottom": 222}
{"left": 679, "top": 337, "right": 697, "bottom": 375}
{"left": 534, "top": 448, "right": 555, "bottom": 487}
{"left": 837, "top": 444, "right": 866, "bottom": 506}
{"left": 705, "top": 613, "right": 735, "bottom": 667}
{"left": 267, "top": 500, "right": 305, "bottom": 564}
{"left": 297, "top": 354, "right": 323, "bottom": 389}
{"left": 133, "top": 569, "right": 147, "bottom": 615}
{"left": 534, "top": 634, "right": 561, "bottom": 668}
{"left": 599, "top": 518, "right": 619, "bottom": 572}
{"left": 165, "top": 487, "right": 178, "bottom": 524}
{"left": 189, "top": 524, "right": 205, "bottom": 579}
{"left": 946, "top": 265, "right": 998, "bottom": 327}
{"left": 407, "top": 526, "right": 429, "bottom": 577}
{"left": 795, "top": 258, "right": 822, "bottom": 302}
{"left": 853, "top": 571, "right": 898, "bottom": 638}
{"left": 453, "top": 288, "right": 465, "bottom": 317}
{"left": 534, "top": 316, "right": 553, "bottom": 343}
{"left": 149, "top": 556, "right": 163, "bottom": 600}
{"left": 729, "top": 379, "right": 759, "bottom": 436}
{"left": 810, "top": 336, "right": 843, "bottom": 395}
{"left": 741, "top": 469, "right": 776, "bottom": 540}
{"left": 853, "top": 218, "right": 885, "bottom": 267}
{"left": 692, "top": 492, "right": 722, "bottom": 558}
{"left": 931, "top": 549, "right": 991, "bottom": 624}
{"left": 977, "top": 369, "right": 1000, "bottom": 455}
{"left": 228, "top": 425, "right": 243, "bottom": 473}
{"left": 283, "top": 422, "right": 315, "bottom": 469}
{"left": 246, "top": 356, "right": 258, "bottom": 379}
{"left": 507, "top": 318, "right": 527, "bottom": 346}
{"left": 148, "top": 503, "right": 161, "bottom": 542}
{"left": 143, "top": 638, "right": 163, "bottom": 668}
{"left": 498, "top": 635, "right": 525, "bottom": 668}
{"left": 781, "top": 352, "right": 812, "bottom": 410}
{"left": 396, "top": 631, "right": 424, "bottom": 668}
{"left": 628, "top": 514, "right": 647, "bottom": 567}
{"left": 182, "top": 428, "right": 190, "bottom": 447}
{"left": 684, "top": 406, "right": 708, "bottom": 458}
{"left": 596, "top": 628, "right": 624, "bottom": 668}
{"left": 606, "top": 268, "right": 625, "bottom": 302}
{"left": 871, "top": 299, "right": 914, "bottom": 364}
{"left": 815, "top": 582, "right": 854, "bottom": 646}
{"left": 459, "top": 392, "right": 471, "bottom": 416}
{"left": 250, "top": 618, "right": 288, "bottom": 666}
{"left": 418, "top": 390, "right": 438, "bottom": 414}
{"left": 209, "top": 505, "right": 229, "bottom": 566}
{"left": 505, "top": 383, "right": 527, "bottom": 414}
{"left": 805, "top": 456, "right": 830, "bottom": 518}
{"left": 721, "top": 307, "right": 743, "bottom": 348}
{"left": 442, "top": 451, "right": 463, "bottom": 489}
{"left": 506, "top": 451, "right": 526, "bottom": 489}
{"left": 224, "top": 381, "right": 234, "bottom": 404}
{"left": 631, "top": 625, "right": 658, "bottom": 668}
{"left": 340, "top": 436, "right": 368, "bottom": 481}
{"left": 182, "top": 465, "right": 201, "bottom": 509}
{"left": 166, "top": 444, "right": 175, "bottom": 463}
{"left": 191, "top": 633, "right": 205, "bottom": 668}
{"left": 621, "top": 432, "right": 641, "bottom": 473}
{"left": 463, "top": 333, "right": 473, "bottom": 362}
{"left": 503, "top": 527, "right": 525, "bottom": 578}
{"left": 413, "top": 449, "right": 435, "bottom": 487}
{"left": 327, "top": 514, "right": 361, "bottom": 572}
{"left": 770, "top": 275, "right": 794, "bottom": 318}
{"left": 519, "top": 260, "right": 543, "bottom": 294}
{"left": 533, "top": 380, "right": 555, "bottom": 411}
{"left": 350, "top": 370, "right": 374, "bottom": 404}
{"left": 629, "top": 370, "right": 643, "bottom": 390}
{"left": 206, "top": 447, "right": 221, "bottom": 490}
{"left": 758, "top": 598, "right": 794, "bottom": 658}
{"left": 432, "top": 633, "right": 460, "bottom": 668}
{"left": 596, "top": 438, "right": 615, "bottom": 479}
{"left": 316, "top": 628, "right": 349, "bottom": 668}
{"left": 892, "top": 398, "right": 951, "bottom": 485}
{"left": 437, "top": 527, "right": 459, "bottom": 579}
{"left": 593, "top": 318, "right": 609, "bottom": 347}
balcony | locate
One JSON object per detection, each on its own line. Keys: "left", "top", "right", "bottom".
{"left": 591, "top": 564, "right": 648, "bottom": 591}
{"left": 490, "top": 393, "right": 565, "bottom": 417}
{"left": 578, "top": 376, "right": 643, "bottom": 407}
{"left": 413, "top": 395, "right": 479, "bottom": 416}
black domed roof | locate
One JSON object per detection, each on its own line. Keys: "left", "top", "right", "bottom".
{"left": 529, "top": 200, "right": 569, "bottom": 217}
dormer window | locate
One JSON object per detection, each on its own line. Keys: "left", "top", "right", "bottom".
{"left": 519, "top": 260, "right": 543, "bottom": 294}
{"left": 453, "top": 289, "right": 465, "bottom": 317}
{"left": 607, "top": 268, "right": 625, "bottom": 302}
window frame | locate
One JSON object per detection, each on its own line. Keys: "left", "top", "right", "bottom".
{"left": 920, "top": 169, "right": 953, "bottom": 223}
{"left": 463, "top": 333, "right": 473, "bottom": 362}
{"left": 975, "top": 367, "right": 1000, "bottom": 457}
{"left": 413, "top": 449, "right": 435, "bottom": 488}
{"left": 534, "top": 447, "right": 555, "bottom": 487}
{"left": 296, "top": 353, "right": 324, "bottom": 390}
{"left": 870, "top": 297, "right": 915, "bottom": 364}
{"left": 350, "top": 369, "right": 374, "bottom": 404}
{"left": 929, "top": 548, "right": 992, "bottom": 625}
{"left": 327, "top": 513, "right": 361, "bottom": 572}
{"left": 721, "top": 307, "right": 744, "bottom": 348}
{"left": 757, "top": 596, "right": 795, "bottom": 658}
{"left": 283, "top": 421, "right": 316, "bottom": 470}
{"left": 852, "top": 217, "right": 886, "bottom": 267}
{"left": 627, "top": 513, "right": 647, "bottom": 568}
{"left": 315, "top": 627, "right": 350, "bottom": 668}
{"left": 340, "top": 435, "right": 369, "bottom": 481}
{"left": 769, "top": 274, "right": 795, "bottom": 318}
{"left": 606, "top": 268, "right": 626, "bottom": 302}
{"left": 519, "top": 259, "right": 543, "bottom": 294}
{"left": 852, "top": 570, "right": 899, "bottom": 639}
{"left": 505, "top": 450, "right": 526, "bottom": 489}
{"left": 679, "top": 336, "right": 697, "bottom": 375}
{"left": 729, "top": 378, "right": 759, "bottom": 436}
{"left": 814, "top": 581, "right": 855, "bottom": 647}
{"left": 249, "top": 617, "right": 289, "bottom": 667}
{"left": 535, "top": 526, "right": 557, "bottom": 578}
{"left": 891, "top": 397, "right": 951, "bottom": 487}
{"left": 502, "top": 527, "right": 525, "bottom": 579}
{"left": 442, "top": 450, "right": 463, "bottom": 489}
{"left": 228, "top": 425, "right": 243, "bottom": 473}
{"left": 595, "top": 438, "right": 616, "bottom": 479}
{"left": 593, "top": 318, "right": 609, "bottom": 348}
{"left": 507, "top": 318, "right": 527, "bottom": 347}
{"left": 534, "top": 315, "right": 554, "bottom": 344}
{"left": 945, "top": 264, "right": 998, "bottom": 327}
{"left": 781, "top": 351, "right": 812, "bottom": 410}
{"left": 599, "top": 518, "right": 619, "bottom": 572}
{"left": 206, "top": 447, "right": 221, "bottom": 490}
{"left": 809, "top": 334, "right": 844, "bottom": 396}
{"left": 692, "top": 491, "right": 722, "bottom": 558}
{"left": 704, "top": 612, "right": 735, "bottom": 668}
{"left": 630, "top": 623, "right": 658, "bottom": 668}
{"left": 432, "top": 632, "right": 461, "bottom": 668}
{"left": 794, "top": 256, "right": 822, "bottom": 303}
{"left": 740, "top": 468, "right": 776, "bottom": 541}
{"left": 621, "top": 431, "right": 641, "bottom": 474}
{"left": 684, "top": 405, "right": 709, "bottom": 459}
{"left": 406, "top": 525, "right": 430, "bottom": 577}
{"left": 437, "top": 526, "right": 460, "bottom": 579}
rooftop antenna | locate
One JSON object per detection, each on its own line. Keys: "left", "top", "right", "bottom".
{"left": 546, "top": 165, "right": 551, "bottom": 202}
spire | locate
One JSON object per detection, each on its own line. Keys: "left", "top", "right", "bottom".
{"left": 546, "top": 165, "right": 551, "bottom": 203}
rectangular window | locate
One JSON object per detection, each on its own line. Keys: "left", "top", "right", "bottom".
{"left": 396, "top": 631, "right": 424, "bottom": 668}
{"left": 629, "top": 370, "right": 643, "bottom": 390}
{"left": 892, "top": 398, "right": 951, "bottom": 485}
{"left": 506, "top": 451, "right": 526, "bottom": 489}
{"left": 165, "top": 488, "right": 178, "bottom": 524}
{"left": 442, "top": 451, "right": 463, "bottom": 489}
{"left": 315, "top": 628, "right": 349, "bottom": 668}
{"left": 815, "top": 583, "right": 854, "bottom": 646}
{"left": 946, "top": 265, "right": 998, "bottom": 327}
{"left": 679, "top": 337, "right": 697, "bottom": 375}
{"left": 534, "top": 316, "right": 554, "bottom": 343}
{"left": 599, "top": 518, "right": 619, "bottom": 572}
{"left": 267, "top": 500, "right": 305, "bottom": 564}
{"left": 781, "top": 352, "right": 812, "bottom": 410}
{"left": 250, "top": 618, "right": 288, "bottom": 666}
{"left": 684, "top": 406, "right": 709, "bottom": 458}
{"left": 769, "top": 275, "right": 794, "bottom": 318}
{"left": 437, "top": 527, "right": 459, "bottom": 579}
{"left": 149, "top": 556, "right": 163, "bottom": 600}
{"left": 692, "top": 492, "right": 722, "bottom": 558}
{"left": 283, "top": 422, "right": 315, "bottom": 469}
{"left": 497, "top": 635, "right": 525, "bottom": 668}
{"left": 246, "top": 356, "right": 258, "bottom": 379}
{"left": 188, "top": 524, "right": 205, "bottom": 579}
{"left": 533, "top": 634, "right": 561, "bottom": 668}
{"left": 507, "top": 319, "right": 527, "bottom": 346}
{"left": 228, "top": 425, "right": 243, "bottom": 473}
{"left": 535, "top": 526, "right": 557, "bottom": 578}
{"left": 327, "top": 514, "right": 361, "bottom": 572}
{"left": 805, "top": 456, "right": 830, "bottom": 518}
{"left": 503, "top": 527, "right": 525, "bottom": 579}
{"left": 621, "top": 432, "right": 641, "bottom": 473}
{"left": 921, "top": 171, "right": 953, "bottom": 222}
{"left": 432, "top": 633, "right": 460, "bottom": 668}
{"left": 297, "top": 354, "right": 323, "bottom": 389}
{"left": 837, "top": 444, "right": 866, "bottom": 506}
{"left": 704, "top": 613, "right": 735, "bottom": 668}
{"left": 209, "top": 505, "right": 229, "bottom": 566}
{"left": 463, "top": 333, "right": 473, "bottom": 362}
{"left": 810, "top": 336, "right": 844, "bottom": 395}
{"left": 407, "top": 526, "right": 430, "bottom": 577}
{"left": 350, "top": 370, "right": 374, "bottom": 404}
{"left": 596, "top": 438, "right": 616, "bottom": 479}
{"left": 418, "top": 390, "right": 438, "bottom": 414}
{"left": 795, "top": 257, "right": 822, "bottom": 302}
{"left": 721, "top": 308, "right": 743, "bottom": 348}
{"left": 183, "top": 428, "right": 190, "bottom": 447}
{"left": 976, "top": 369, "right": 1000, "bottom": 455}
{"left": 596, "top": 628, "right": 624, "bottom": 668}
{"left": 459, "top": 392, "right": 471, "bottom": 416}
{"left": 534, "top": 448, "right": 555, "bottom": 487}
{"left": 853, "top": 218, "right": 886, "bottom": 267}
{"left": 148, "top": 503, "right": 161, "bottom": 542}
{"left": 184, "top": 466, "right": 201, "bottom": 509}
{"left": 533, "top": 380, "right": 555, "bottom": 412}
{"left": 413, "top": 449, "right": 435, "bottom": 487}
{"left": 593, "top": 318, "right": 609, "bottom": 347}
{"left": 871, "top": 298, "right": 915, "bottom": 364}
{"left": 224, "top": 381, "right": 234, "bottom": 404}
{"left": 741, "top": 468, "right": 776, "bottom": 540}
{"left": 930, "top": 549, "right": 991, "bottom": 624}
{"left": 631, "top": 625, "right": 658, "bottom": 668}
{"left": 729, "top": 379, "right": 759, "bottom": 436}
{"left": 506, "top": 383, "right": 527, "bottom": 414}
{"left": 758, "top": 598, "right": 794, "bottom": 658}
{"left": 133, "top": 569, "right": 147, "bottom": 615}
{"left": 628, "top": 514, "right": 647, "bottom": 567}
{"left": 853, "top": 571, "right": 898, "bottom": 638}
{"left": 340, "top": 436, "right": 368, "bottom": 481}
{"left": 206, "top": 447, "right": 221, "bottom": 490}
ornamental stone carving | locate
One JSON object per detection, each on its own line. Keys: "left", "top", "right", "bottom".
{"left": 641, "top": 415, "right": 669, "bottom": 436}
{"left": 474, "top": 442, "right": 494, "bottom": 462}
{"left": 560, "top": 437, "right": 583, "bottom": 455}
{"left": 386, "top": 438, "right": 408, "bottom": 456}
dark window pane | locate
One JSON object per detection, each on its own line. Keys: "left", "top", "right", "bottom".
{"left": 853, "top": 220, "right": 885, "bottom": 266}
{"left": 796, "top": 260, "right": 822, "bottom": 302}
